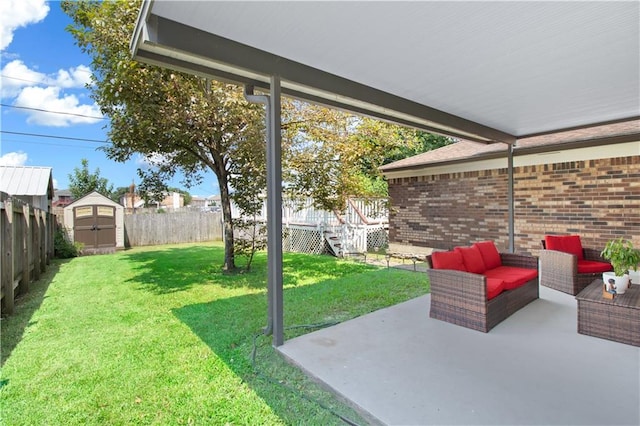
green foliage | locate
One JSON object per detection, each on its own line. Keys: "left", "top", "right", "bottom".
{"left": 601, "top": 238, "right": 640, "bottom": 276}
{"left": 53, "top": 226, "right": 83, "bottom": 258}
{"left": 67, "top": 158, "right": 114, "bottom": 199}
{"left": 233, "top": 218, "right": 267, "bottom": 272}
{"left": 283, "top": 107, "right": 453, "bottom": 208}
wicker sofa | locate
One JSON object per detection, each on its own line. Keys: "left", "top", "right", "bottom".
{"left": 426, "top": 241, "right": 539, "bottom": 333}
{"left": 539, "top": 235, "right": 612, "bottom": 295}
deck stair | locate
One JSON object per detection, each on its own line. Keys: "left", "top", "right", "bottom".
{"left": 323, "top": 227, "right": 362, "bottom": 258}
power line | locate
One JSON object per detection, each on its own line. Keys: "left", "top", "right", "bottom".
{"left": 0, "top": 130, "right": 108, "bottom": 144}
{"left": 1, "top": 139, "right": 106, "bottom": 149}
{"left": 0, "top": 103, "right": 105, "bottom": 120}
{"left": 1, "top": 74, "right": 44, "bottom": 84}
{"left": 1, "top": 69, "right": 93, "bottom": 85}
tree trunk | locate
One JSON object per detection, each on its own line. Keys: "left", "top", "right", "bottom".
{"left": 218, "top": 169, "right": 236, "bottom": 272}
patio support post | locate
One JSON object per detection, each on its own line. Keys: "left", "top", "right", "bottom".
{"left": 508, "top": 143, "right": 515, "bottom": 253}
{"left": 243, "top": 76, "right": 284, "bottom": 347}
{"left": 268, "top": 75, "right": 284, "bottom": 347}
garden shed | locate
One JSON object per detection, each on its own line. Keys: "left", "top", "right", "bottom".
{"left": 63, "top": 191, "right": 125, "bottom": 254}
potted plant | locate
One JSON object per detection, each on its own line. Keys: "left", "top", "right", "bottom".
{"left": 601, "top": 238, "right": 640, "bottom": 294}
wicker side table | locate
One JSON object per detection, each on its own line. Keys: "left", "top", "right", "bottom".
{"left": 575, "top": 279, "right": 640, "bottom": 347}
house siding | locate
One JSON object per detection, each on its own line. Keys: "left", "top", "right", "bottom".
{"left": 388, "top": 156, "right": 640, "bottom": 255}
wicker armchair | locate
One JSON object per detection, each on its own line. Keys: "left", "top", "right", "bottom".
{"left": 539, "top": 236, "right": 612, "bottom": 295}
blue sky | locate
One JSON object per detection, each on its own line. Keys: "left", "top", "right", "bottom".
{"left": 0, "top": 0, "right": 219, "bottom": 197}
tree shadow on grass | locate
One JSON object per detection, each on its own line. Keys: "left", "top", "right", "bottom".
{"left": 123, "top": 245, "right": 377, "bottom": 295}
{"left": 1, "top": 260, "right": 67, "bottom": 367}
{"left": 172, "top": 267, "right": 423, "bottom": 425}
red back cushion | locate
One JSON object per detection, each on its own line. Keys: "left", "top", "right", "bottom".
{"left": 544, "top": 235, "right": 584, "bottom": 260}
{"left": 454, "top": 246, "right": 486, "bottom": 274}
{"left": 431, "top": 250, "right": 466, "bottom": 271}
{"left": 473, "top": 241, "right": 502, "bottom": 270}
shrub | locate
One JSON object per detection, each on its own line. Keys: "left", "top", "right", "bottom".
{"left": 54, "top": 226, "right": 83, "bottom": 258}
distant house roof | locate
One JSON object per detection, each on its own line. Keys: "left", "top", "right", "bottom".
{"left": 0, "top": 166, "right": 54, "bottom": 197}
{"left": 381, "top": 119, "right": 640, "bottom": 173}
{"left": 55, "top": 189, "right": 72, "bottom": 197}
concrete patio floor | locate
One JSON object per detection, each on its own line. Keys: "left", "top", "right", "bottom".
{"left": 278, "top": 286, "right": 640, "bottom": 425}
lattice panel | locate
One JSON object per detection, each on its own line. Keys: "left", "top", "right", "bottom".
{"left": 283, "top": 226, "right": 326, "bottom": 255}
{"left": 367, "top": 226, "right": 389, "bottom": 251}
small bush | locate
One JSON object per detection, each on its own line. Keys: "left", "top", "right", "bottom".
{"left": 54, "top": 227, "right": 82, "bottom": 258}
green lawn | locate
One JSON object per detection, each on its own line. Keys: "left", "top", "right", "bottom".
{"left": 1, "top": 242, "right": 429, "bottom": 425}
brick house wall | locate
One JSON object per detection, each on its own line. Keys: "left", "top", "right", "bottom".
{"left": 388, "top": 155, "right": 640, "bottom": 256}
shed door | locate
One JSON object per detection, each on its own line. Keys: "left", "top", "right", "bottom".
{"left": 74, "top": 205, "right": 116, "bottom": 248}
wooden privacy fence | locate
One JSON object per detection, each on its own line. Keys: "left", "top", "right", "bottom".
{"left": 124, "top": 211, "right": 224, "bottom": 247}
{"left": 1, "top": 195, "right": 55, "bottom": 316}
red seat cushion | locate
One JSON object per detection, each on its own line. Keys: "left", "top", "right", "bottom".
{"left": 473, "top": 241, "right": 502, "bottom": 270}
{"left": 544, "top": 235, "right": 584, "bottom": 260}
{"left": 577, "top": 260, "right": 612, "bottom": 274}
{"left": 484, "top": 266, "right": 538, "bottom": 290}
{"left": 431, "top": 250, "right": 466, "bottom": 271}
{"left": 454, "top": 245, "right": 486, "bottom": 274}
{"left": 486, "top": 278, "right": 505, "bottom": 300}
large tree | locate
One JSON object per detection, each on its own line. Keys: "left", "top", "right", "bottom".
{"left": 62, "top": 0, "right": 450, "bottom": 270}
{"left": 68, "top": 158, "right": 114, "bottom": 199}
{"left": 63, "top": 0, "right": 265, "bottom": 271}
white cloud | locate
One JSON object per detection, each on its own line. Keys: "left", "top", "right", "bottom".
{"left": 53, "top": 178, "right": 59, "bottom": 189}
{"left": 1, "top": 59, "right": 47, "bottom": 98}
{"left": 14, "top": 86, "right": 103, "bottom": 127}
{"left": 53, "top": 65, "right": 93, "bottom": 89}
{"left": 1, "top": 60, "right": 93, "bottom": 99}
{"left": 0, "top": 151, "right": 28, "bottom": 166}
{"left": 2, "top": 60, "right": 101, "bottom": 126}
{"left": 0, "top": 0, "right": 49, "bottom": 51}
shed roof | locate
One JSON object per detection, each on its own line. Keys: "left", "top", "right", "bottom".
{"left": 380, "top": 119, "right": 640, "bottom": 172}
{"left": 65, "top": 191, "right": 122, "bottom": 209}
{"left": 0, "top": 166, "right": 54, "bottom": 197}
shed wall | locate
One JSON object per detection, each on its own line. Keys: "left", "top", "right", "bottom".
{"left": 388, "top": 156, "right": 640, "bottom": 255}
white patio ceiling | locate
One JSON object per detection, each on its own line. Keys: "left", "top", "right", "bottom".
{"left": 132, "top": 1, "right": 639, "bottom": 144}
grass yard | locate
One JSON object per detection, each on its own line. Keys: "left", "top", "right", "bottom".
{"left": 1, "top": 242, "right": 429, "bottom": 425}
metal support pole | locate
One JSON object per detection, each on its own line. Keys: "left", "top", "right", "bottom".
{"left": 244, "top": 78, "right": 283, "bottom": 347}
{"left": 508, "top": 143, "right": 515, "bottom": 253}
{"left": 268, "top": 75, "right": 284, "bottom": 347}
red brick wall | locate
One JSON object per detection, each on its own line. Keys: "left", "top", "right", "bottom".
{"left": 388, "top": 156, "right": 640, "bottom": 255}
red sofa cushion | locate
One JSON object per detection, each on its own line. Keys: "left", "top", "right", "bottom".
{"left": 484, "top": 266, "right": 538, "bottom": 290}
{"left": 486, "top": 278, "right": 505, "bottom": 300}
{"left": 577, "top": 260, "right": 612, "bottom": 273}
{"left": 545, "top": 235, "right": 584, "bottom": 260}
{"left": 474, "top": 241, "right": 502, "bottom": 270}
{"left": 455, "top": 245, "right": 486, "bottom": 274}
{"left": 431, "top": 250, "right": 466, "bottom": 271}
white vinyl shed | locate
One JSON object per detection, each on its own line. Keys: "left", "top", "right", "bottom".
{"left": 64, "top": 191, "right": 125, "bottom": 254}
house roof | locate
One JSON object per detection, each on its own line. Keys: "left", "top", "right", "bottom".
{"left": 54, "top": 189, "right": 72, "bottom": 197}
{"left": 380, "top": 119, "right": 640, "bottom": 172}
{"left": 0, "top": 166, "right": 54, "bottom": 197}
{"left": 132, "top": 1, "right": 639, "bottom": 144}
